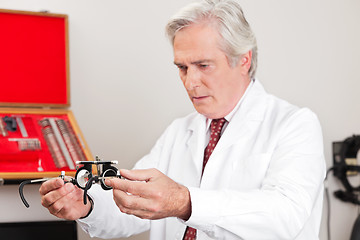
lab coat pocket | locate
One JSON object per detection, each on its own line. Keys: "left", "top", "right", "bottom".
{"left": 230, "top": 153, "right": 272, "bottom": 190}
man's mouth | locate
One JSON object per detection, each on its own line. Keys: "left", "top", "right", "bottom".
{"left": 192, "top": 96, "right": 209, "bottom": 102}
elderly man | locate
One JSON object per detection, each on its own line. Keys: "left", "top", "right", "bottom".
{"left": 39, "top": 0, "right": 325, "bottom": 239}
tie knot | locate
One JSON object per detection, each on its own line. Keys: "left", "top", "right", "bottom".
{"left": 210, "top": 118, "right": 226, "bottom": 134}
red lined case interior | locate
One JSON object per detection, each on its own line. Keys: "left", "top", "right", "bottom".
{"left": 0, "top": 113, "right": 81, "bottom": 173}
{"left": 0, "top": 11, "right": 68, "bottom": 106}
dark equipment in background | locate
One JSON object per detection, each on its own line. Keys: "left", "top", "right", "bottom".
{"left": 0, "top": 220, "right": 77, "bottom": 240}
{"left": 329, "top": 135, "right": 360, "bottom": 240}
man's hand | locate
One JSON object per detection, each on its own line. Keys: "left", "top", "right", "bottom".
{"left": 105, "top": 168, "right": 191, "bottom": 220}
{"left": 39, "top": 177, "right": 92, "bottom": 220}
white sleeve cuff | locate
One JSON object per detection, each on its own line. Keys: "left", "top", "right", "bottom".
{"left": 182, "top": 187, "right": 223, "bottom": 233}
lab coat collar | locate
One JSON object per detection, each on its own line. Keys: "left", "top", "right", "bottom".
{"left": 217, "top": 79, "right": 267, "bottom": 150}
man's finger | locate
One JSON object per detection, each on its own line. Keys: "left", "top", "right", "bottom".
{"left": 112, "top": 189, "right": 154, "bottom": 217}
{"left": 46, "top": 186, "right": 78, "bottom": 217}
{"left": 39, "top": 178, "right": 64, "bottom": 195}
{"left": 120, "top": 169, "right": 156, "bottom": 182}
{"left": 106, "top": 178, "right": 149, "bottom": 197}
{"left": 41, "top": 182, "right": 75, "bottom": 208}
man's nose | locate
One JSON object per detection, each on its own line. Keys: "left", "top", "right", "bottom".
{"left": 184, "top": 67, "right": 201, "bottom": 90}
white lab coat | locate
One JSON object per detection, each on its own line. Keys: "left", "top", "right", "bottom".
{"left": 78, "top": 80, "right": 326, "bottom": 240}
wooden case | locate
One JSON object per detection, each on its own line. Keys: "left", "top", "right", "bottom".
{"left": 0, "top": 9, "right": 93, "bottom": 180}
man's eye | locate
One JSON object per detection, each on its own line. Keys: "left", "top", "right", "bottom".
{"left": 177, "top": 65, "right": 187, "bottom": 71}
{"left": 199, "top": 64, "right": 209, "bottom": 69}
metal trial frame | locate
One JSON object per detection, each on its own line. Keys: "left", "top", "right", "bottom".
{"left": 19, "top": 156, "right": 121, "bottom": 208}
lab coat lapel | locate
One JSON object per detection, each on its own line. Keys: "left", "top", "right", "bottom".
{"left": 186, "top": 114, "right": 207, "bottom": 178}
{"left": 215, "top": 80, "right": 267, "bottom": 152}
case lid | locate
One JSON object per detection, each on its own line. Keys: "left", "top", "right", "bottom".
{"left": 0, "top": 9, "right": 70, "bottom": 108}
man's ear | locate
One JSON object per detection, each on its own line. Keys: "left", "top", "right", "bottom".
{"left": 239, "top": 50, "right": 252, "bottom": 74}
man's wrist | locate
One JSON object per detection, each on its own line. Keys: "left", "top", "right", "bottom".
{"left": 80, "top": 195, "right": 94, "bottom": 219}
{"left": 177, "top": 185, "right": 192, "bottom": 221}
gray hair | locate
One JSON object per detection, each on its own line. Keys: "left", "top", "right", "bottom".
{"left": 165, "top": 0, "right": 258, "bottom": 78}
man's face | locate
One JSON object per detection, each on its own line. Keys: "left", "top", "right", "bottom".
{"left": 173, "top": 23, "right": 251, "bottom": 119}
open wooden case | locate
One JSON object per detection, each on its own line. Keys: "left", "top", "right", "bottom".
{"left": 0, "top": 9, "right": 93, "bottom": 180}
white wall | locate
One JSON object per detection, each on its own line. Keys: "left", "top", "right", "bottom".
{"left": 0, "top": 1, "right": 359, "bottom": 240}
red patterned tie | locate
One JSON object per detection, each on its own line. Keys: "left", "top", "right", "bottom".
{"left": 183, "top": 118, "right": 226, "bottom": 240}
